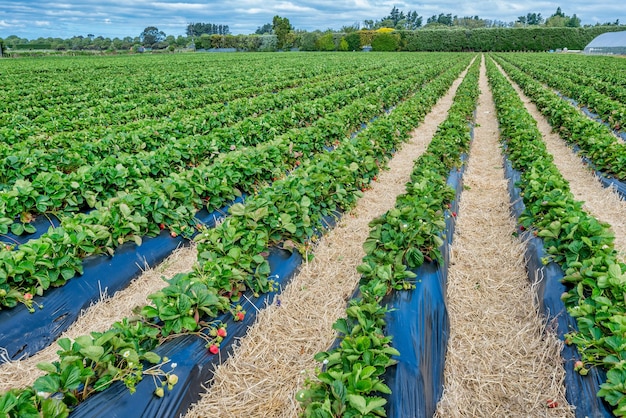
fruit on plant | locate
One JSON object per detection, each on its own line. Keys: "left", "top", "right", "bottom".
{"left": 546, "top": 399, "right": 558, "bottom": 408}
{"left": 154, "top": 387, "right": 164, "bottom": 398}
{"left": 209, "top": 344, "right": 219, "bottom": 355}
{"left": 167, "top": 374, "right": 178, "bottom": 385}
{"left": 236, "top": 312, "right": 245, "bottom": 321}
{"left": 217, "top": 328, "right": 227, "bottom": 338}
{"left": 170, "top": 232, "right": 177, "bottom": 238}
{"left": 24, "top": 293, "right": 33, "bottom": 301}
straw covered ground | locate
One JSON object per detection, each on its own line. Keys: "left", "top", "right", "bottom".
{"left": 3, "top": 54, "right": 626, "bottom": 417}
{"left": 433, "top": 58, "right": 573, "bottom": 417}
{"left": 183, "top": 64, "right": 472, "bottom": 418}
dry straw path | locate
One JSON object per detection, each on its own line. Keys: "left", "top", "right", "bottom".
{"left": 433, "top": 58, "right": 573, "bottom": 417}
{"left": 183, "top": 65, "right": 472, "bottom": 418}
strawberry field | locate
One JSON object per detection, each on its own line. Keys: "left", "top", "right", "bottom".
{"left": 1, "top": 51, "right": 626, "bottom": 417}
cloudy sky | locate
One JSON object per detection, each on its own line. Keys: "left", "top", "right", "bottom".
{"left": 1, "top": 1, "right": 623, "bottom": 40}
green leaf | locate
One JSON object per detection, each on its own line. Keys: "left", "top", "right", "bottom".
{"left": 229, "top": 203, "right": 246, "bottom": 216}
{"left": 405, "top": 247, "right": 424, "bottom": 268}
{"left": 355, "top": 379, "right": 373, "bottom": 392}
{"left": 74, "top": 335, "right": 94, "bottom": 348}
{"left": 360, "top": 365, "right": 377, "bottom": 379}
{"left": 40, "top": 398, "right": 69, "bottom": 418}
{"left": 181, "top": 316, "right": 198, "bottom": 331}
{"left": 330, "top": 380, "right": 346, "bottom": 401}
{"left": 284, "top": 223, "right": 297, "bottom": 234}
{"left": 332, "top": 318, "right": 350, "bottom": 335}
{"left": 0, "top": 392, "right": 18, "bottom": 414}
{"left": 10, "top": 223, "right": 24, "bottom": 236}
{"left": 33, "top": 375, "right": 61, "bottom": 394}
{"left": 80, "top": 345, "right": 104, "bottom": 362}
{"left": 94, "top": 331, "right": 116, "bottom": 347}
{"left": 346, "top": 394, "right": 367, "bottom": 414}
{"left": 142, "top": 352, "right": 161, "bottom": 364}
{"left": 36, "top": 362, "right": 58, "bottom": 374}
{"left": 141, "top": 306, "right": 159, "bottom": 318}
{"left": 93, "top": 375, "right": 114, "bottom": 392}
{"left": 372, "top": 381, "right": 392, "bottom": 394}
{"left": 119, "top": 203, "right": 132, "bottom": 218}
{"left": 363, "top": 239, "right": 378, "bottom": 255}
{"left": 60, "top": 365, "right": 83, "bottom": 390}
{"left": 356, "top": 263, "right": 373, "bottom": 275}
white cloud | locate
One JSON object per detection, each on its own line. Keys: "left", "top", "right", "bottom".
{"left": 2, "top": 0, "right": 624, "bottom": 39}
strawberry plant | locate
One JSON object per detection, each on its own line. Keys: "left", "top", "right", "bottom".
{"left": 486, "top": 55, "right": 626, "bottom": 416}
{"left": 0, "top": 53, "right": 474, "bottom": 415}
{"left": 298, "top": 57, "right": 479, "bottom": 417}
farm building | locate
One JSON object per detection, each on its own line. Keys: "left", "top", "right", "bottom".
{"left": 584, "top": 30, "right": 626, "bottom": 55}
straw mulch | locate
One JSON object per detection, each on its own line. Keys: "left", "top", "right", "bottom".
{"left": 0, "top": 243, "right": 198, "bottom": 392}
{"left": 183, "top": 67, "right": 472, "bottom": 418}
{"left": 433, "top": 58, "right": 573, "bottom": 417}
{"left": 505, "top": 69, "right": 626, "bottom": 261}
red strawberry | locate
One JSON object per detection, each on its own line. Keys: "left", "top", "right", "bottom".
{"left": 546, "top": 399, "right": 558, "bottom": 408}
{"left": 159, "top": 223, "right": 165, "bottom": 230}
{"left": 209, "top": 344, "right": 219, "bottom": 355}
{"left": 451, "top": 212, "right": 457, "bottom": 217}
{"left": 24, "top": 293, "right": 33, "bottom": 301}
{"left": 217, "top": 328, "right": 227, "bottom": 338}
{"left": 236, "top": 312, "right": 245, "bottom": 321}
{"left": 170, "top": 232, "right": 177, "bottom": 238}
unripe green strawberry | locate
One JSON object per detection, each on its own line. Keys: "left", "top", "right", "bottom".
{"left": 168, "top": 374, "right": 178, "bottom": 385}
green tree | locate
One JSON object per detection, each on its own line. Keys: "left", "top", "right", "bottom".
{"left": 255, "top": 23, "right": 273, "bottom": 34}
{"left": 339, "top": 38, "right": 349, "bottom": 51}
{"left": 140, "top": 26, "right": 166, "bottom": 47}
{"left": 371, "top": 32, "right": 399, "bottom": 51}
{"left": 344, "top": 32, "right": 361, "bottom": 50}
{"left": 567, "top": 14, "right": 581, "bottom": 28}
{"left": 545, "top": 8, "right": 581, "bottom": 28}
{"left": 297, "top": 31, "right": 320, "bottom": 51}
{"left": 316, "top": 32, "right": 336, "bottom": 51}
{"left": 272, "top": 15, "right": 292, "bottom": 50}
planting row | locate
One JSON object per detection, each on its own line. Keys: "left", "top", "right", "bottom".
{"left": 0, "top": 58, "right": 456, "bottom": 312}
{"left": 0, "top": 62, "right": 428, "bottom": 225}
{"left": 0, "top": 55, "right": 473, "bottom": 418}
{"left": 491, "top": 54, "right": 626, "bottom": 186}
{"left": 496, "top": 53, "right": 626, "bottom": 133}
{"left": 499, "top": 53, "right": 626, "bottom": 105}
{"left": 0, "top": 53, "right": 372, "bottom": 136}
{"left": 485, "top": 56, "right": 625, "bottom": 416}
{"left": 0, "top": 57, "right": 401, "bottom": 184}
{"left": 296, "top": 57, "right": 479, "bottom": 418}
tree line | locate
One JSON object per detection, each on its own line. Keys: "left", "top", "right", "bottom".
{"left": 1, "top": 6, "right": 622, "bottom": 53}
